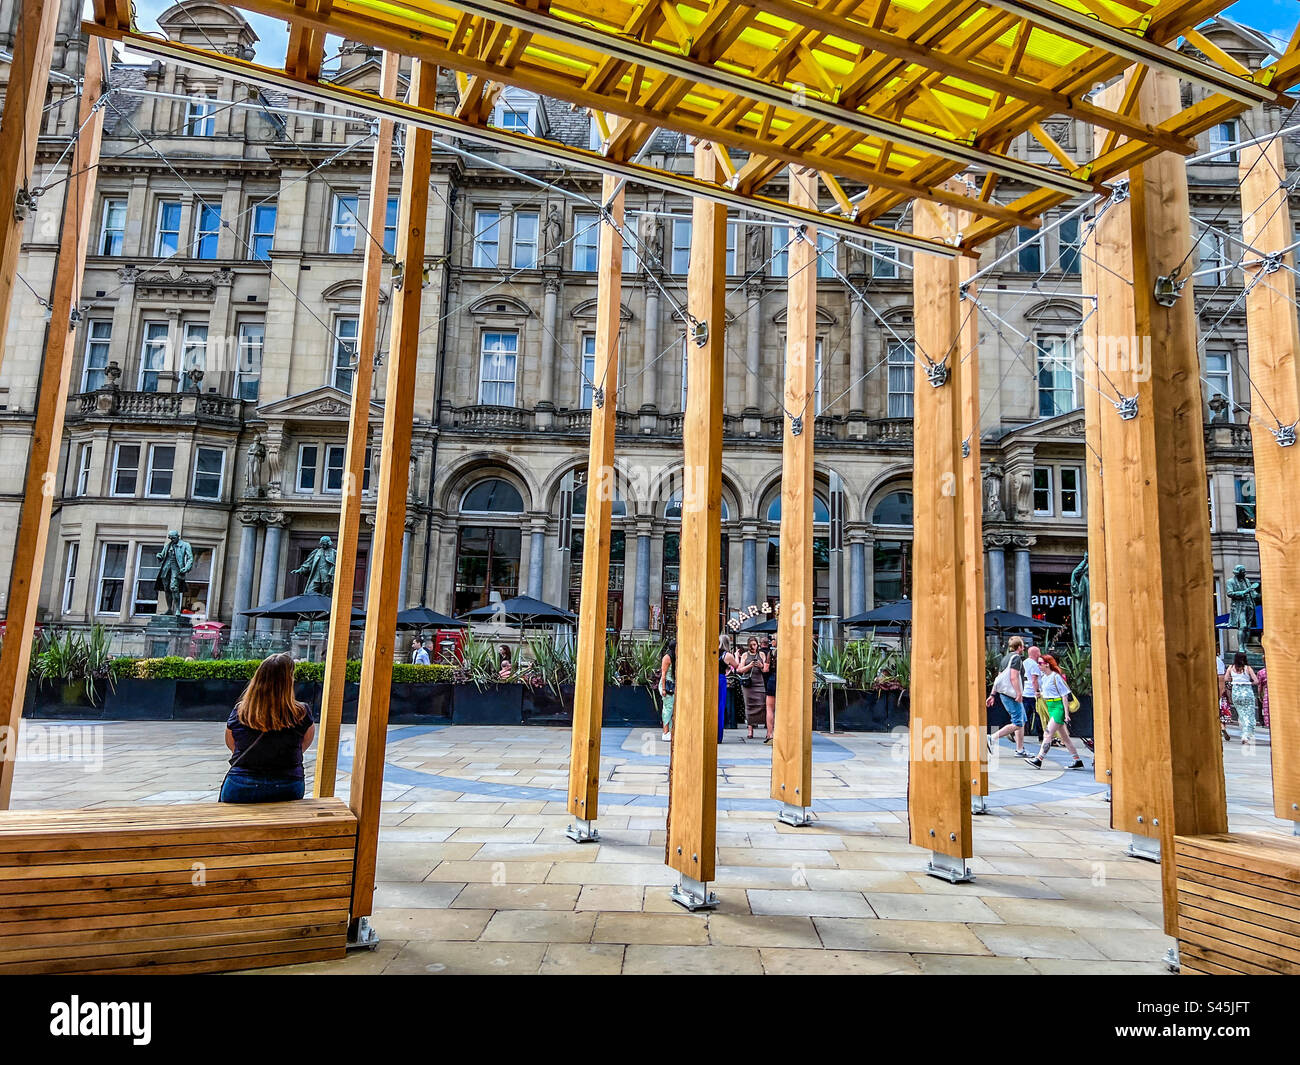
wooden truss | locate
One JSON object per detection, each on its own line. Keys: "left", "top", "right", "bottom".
{"left": 86, "top": 0, "right": 1297, "bottom": 253}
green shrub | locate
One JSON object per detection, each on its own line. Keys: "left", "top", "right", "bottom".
{"left": 128, "top": 657, "right": 453, "bottom": 684}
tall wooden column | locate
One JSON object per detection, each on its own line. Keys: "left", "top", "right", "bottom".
{"left": 1239, "top": 137, "right": 1300, "bottom": 827}
{"left": 909, "top": 190, "right": 974, "bottom": 879}
{"left": 0, "top": 45, "right": 106, "bottom": 809}
{"left": 316, "top": 51, "right": 398, "bottom": 800}
{"left": 1081, "top": 82, "right": 1126, "bottom": 789}
{"left": 771, "top": 168, "right": 818, "bottom": 824}
{"left": 0, "top": 0, "right": 59, "bottom": 373}
{"left": 1102, "top": 70, "right": 1226, "bottom": 935}
{"left": 567, "top": 176, "right": 624, "bottom": 840}
{"left": 348, "top": 60, "right": 435, "bottom": 922}
{"left": 665, "top": 142, "right": 726, "bottom": 908}
{"left": 958, "top": 254, "right": 988, "bottom": 808}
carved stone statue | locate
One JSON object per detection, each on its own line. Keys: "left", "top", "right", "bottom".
{"left": 639, "top": 210, "right": 663, "bottom": 271}
{"left": 983, "top": 463, "right": 1004, "bottom": 519}
{"left": 747, "top": 224, "right": 764, "bottom": 268}
{"left": 1208, "top": 393, "right": 1230, "bottom": 424}
{"left": 1012, "top": 470, "right": 1033, "bottom": 519}
{"left": 245, "top": 434, "right": 266, "bottom": 496}
{"left": 1226, "top": 564, "right": 1260, "bottom": 652}
{"left": 155, "top": 531, "right": 195, "bottom": 615}
{"left": 293, "top": 535, "right": 337, "bottom": 597}
{"left": 543, "top": 204, "right": 564, "bottom": 265}
{"left": 1070, "top": 554, "right": 1091, "bottom": 648}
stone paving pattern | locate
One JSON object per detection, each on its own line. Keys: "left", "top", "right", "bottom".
{"left": 9, "top": 722, "right": 1286, "bottom": 975}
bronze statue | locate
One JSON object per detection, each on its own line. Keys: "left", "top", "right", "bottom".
{"left": 293, "top": 535, "right": 337, "bottom": 596}
{"left": 155, "top": 531, "right": 194, "bottom": 615}
{"left": 1226, "top": 564, "right": 1260, "bottom": 652}
{"left": 1070, "top": 554, "right": 1090, "bottom": 648}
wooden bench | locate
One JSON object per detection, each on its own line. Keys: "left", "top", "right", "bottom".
{"left": 1174, "top": 832, "right": 1300, "bottom": 975}
{"left": 0, "top": 798, "right": 357, "bottom": 974}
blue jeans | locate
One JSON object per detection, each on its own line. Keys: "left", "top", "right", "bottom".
{"left": 219, "top": 768, "right": 304, "bottom": 804}
{"left": 998, "top": 694, "right": 1027, "bottom": 728}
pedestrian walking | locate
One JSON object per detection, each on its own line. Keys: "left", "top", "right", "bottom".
{"left": 659, "top": 640, "right": 676, "bottom": 741}
{"left": 1025, "top": 654, "right": 1085, "bottom": 770}
{"left": 1024, "top": 645, "right": 1048, "bottom": 739}
{"left": 738, "top": 636, "right": 769, "bottom": 741}
{"left": 1222, "top": 651, "right": 1260, "bottom": 745}
{"left": 1259, "top": 662, "right": 1269, "bottom": 728}
{"left": 718, "top": 634, "right": 739, "bottom": 743}
{"left": 986, "top": 648, "right": 1028, "bottom": 757}
{"left": 762, "top": 634, "right": 777, "bottom": 745}
{"left": 411, "top": 637, "right": 430, "bottom": 665}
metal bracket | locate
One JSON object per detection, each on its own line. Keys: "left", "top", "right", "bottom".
{"left": 926, "top": 850, "right": 974, "bottom": 883}
{"left": 592, "top": 386, "right": 604, "bottom": 409}
{"left": 346, "top": 916, "right": 380, "bottom": 952}
{"left": 925, "top": 360, "right": 950, "bottom": 388}
{"left": 1153, "top": 274, "right": 1185, "bottom": 306}
{"left": 69, "top": 307, "right": 83, "bottom": 325}
{"left": 1116, "top": 395, "right": 1139, "bottom": 421}
{"left": 391, "top": 261, "right": 405, "bottom": 290}
{"left": 1272, "top": 421, "right": 1297, "bottom": 447}
{"left": 691, "top": 318, "right": 709, "bottom": 347}
{"left": 1163, "top": 944, "right": 1181, "bottom": 972}
{"left": 972, "top": 793, "right": 988, "bottom": 815}
{"left": 1126, "top": 833, "right": 1161, "bottom": 863}
{"left": 961, "top": 439, "right": 971, "bottom": 458}
{"left": 13, "top": 185, "right": 35, "bottom": 221}
{"left": 1110, "top": 179, "right": 1130, "bottom": 205}
{"left": 565, "top": 818, "right": 600, "bottom": 844}
{"left": 790, "top": 414, "right": 803, "bottom": 436}
{"left": 670, "top": 875, "right": 718, "bottom": 912}
{"left": 778, "top": 803, "right": 814, "bottom": 827}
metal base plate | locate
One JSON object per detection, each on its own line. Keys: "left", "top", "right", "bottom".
{"left": 1126, "top": 833, "right": 1161, "bottom": 863}
{"left": 565, "top": 819, "right": 600, "bottom": 843}
{"left": 1164, "top": 944, "right": 1180, "bottom": 972}
{"left": 778, "top": 803, "right": 814, "bottom": 827}
{"left": 670, "top": 875, "right": 719, "bottom": 912}
{"left": 972, "top": 794, "right": 988, "bottom": 815}
{"left": 346, "top": 916, "right": 380, "bottom": 952}
{"left": 925, "top": 851, "right": 974, "bottom": 883}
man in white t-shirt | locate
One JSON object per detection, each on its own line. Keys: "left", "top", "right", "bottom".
{"left": 1024, "top": 646, "right": 1046, "bottom": 737}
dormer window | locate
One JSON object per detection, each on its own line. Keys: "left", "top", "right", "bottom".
{"left": 492, "top": 90, "right": 545, "bottom": 137}
{"left": 184, "top": 94, "right": 216, "bottom": 137}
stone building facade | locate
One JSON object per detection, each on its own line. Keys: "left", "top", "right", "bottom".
{"left": 0, "top": 2, "right": 1281, "bottom": 650}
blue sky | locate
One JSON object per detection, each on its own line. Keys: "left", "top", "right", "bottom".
{"left": 104, "top": 0, "right": 1299, "bottom": 67}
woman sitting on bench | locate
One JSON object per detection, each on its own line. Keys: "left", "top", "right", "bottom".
{"left": 220, "top": 653, "right": 316, "bottom": 803}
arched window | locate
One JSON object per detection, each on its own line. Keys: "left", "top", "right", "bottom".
{"left": 665, "top": 495, "right": 729, "bottom": 521}
{"left": 766, "top": 494, "right": 830, "bottom": 523}
{"left": 872, "top": 489, "right": 913, "bottom": 527}
{"left": 460, "top": 477, "right": 524, "bottom": 514}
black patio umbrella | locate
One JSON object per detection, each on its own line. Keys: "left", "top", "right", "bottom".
{"left": 459, "top": 594, "right": 577, "bottom": 626}
{"left": 737, "top": 616, "right": 778, "bottom": 633}
{"left": 395, "top": 605, "right": 467, "bottom": 631}
{"left": 840, "top": 600, "right": 912, "bottom": 628}
{"left": 984, "top": 609, "right": 1055, "bottom": 632}
{"left": 1215, "top": 606, "right": 1263, "bottom": 631}
{"left": 241, "top": 593, "right": 365, "bottom": 623}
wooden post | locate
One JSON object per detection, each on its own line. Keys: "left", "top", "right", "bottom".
{"left": 908, "top": 189, "right": 974, "bottom": 879}
{"left": 566, "top": 176, "right": 623, "bottom": 839}
{"left": 1081, "top": 82, "right": 1126, "bottom": 790}
{"left": 664, "top": 141, "right": 725, "bottom": 908}
{"left": 348, "top": 60, "right": 435, "bottom": 921}
{"left": 315, "top": 51, "right": 398, "bottom": 800}
{"left": 1102, "top": 70, "right": 1226, "bottom": 935}
{"left": 1239, "top": 137, "right": 1300, "bottom": 827}
{"left": 771, "top": 167, "right": 817, "bottom": 824}
{"left": 0, "top": 0, "right": 59, "bottom": 373}
{"left": 958, "top": 253, "right": 988, "bottom": 807}
{"left": 0, "top": 44, "right": 106, "bottom": 809}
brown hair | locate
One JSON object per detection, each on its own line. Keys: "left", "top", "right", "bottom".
{"left": 235, "top": 653, "right": 309, "bottom": 732}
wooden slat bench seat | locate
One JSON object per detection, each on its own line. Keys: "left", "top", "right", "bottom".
{"left": 1174, "top": 832, "right": 1300, "bottom": 975}
{"left": 0, "top": 798, "right": 357, "bottom": 974}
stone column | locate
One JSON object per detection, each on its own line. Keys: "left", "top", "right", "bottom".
{"left": 640, "top": 287, "right": 660, "bottom": 430}
{"left": 848, "top": 296, "right": 866, "bottom": 439}
{"left": 528, "top": 517, "right": 547, "bottom": 599}
{"left": 741, "top": 525, "right": 758, "bottom": 608}
{"left": 536, "top": 277, "right": 560, "bottom": 428}
{"left": 848, "top": 531, "right": 866, "bottom": 618}
{"left": 744, "top": 282, "right": 762, "bottom": 413}
{"left": 399, "top": 524, "right": 412, "bottom": 610}
{"left": 985, "top": 532, "right": 1009, "bottom": 610}
{"left": 230, "top": 511, "right": 261, "bottom": 638}
{"left": 255, "top": 515, "right": 287, "bottom": 635}
{"left": 633, "top": 518, "right": 652, "bottom": 631}
{"left": 1013, "top": 535, "right": 1035, "bottom": 616}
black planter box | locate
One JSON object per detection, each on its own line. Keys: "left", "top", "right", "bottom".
{"left": 521, "top": 684, "right": 572, "bottom": 725}
{"left": 389, "top": 682, "right": 453, "bottom": 723}
{"left": 453, "top": 682, "right": 524, "bottom": 725}
{"left": 813, "top": 688, "right": 906, "bottom": 731}
{"left": 25, "top": 680, "right": 110, "bottom": 720}
{"left": 104, "top": 677, "right": 177, "bottom": 720}
{"left": 603, "top": 685, "right": 659, "bottom": 727}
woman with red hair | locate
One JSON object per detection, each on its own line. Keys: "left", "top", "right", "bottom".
{"left": 1024, "top": 654, "right": 1086, "bottom": 771}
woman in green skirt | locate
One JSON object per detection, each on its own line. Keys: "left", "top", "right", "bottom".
{"left": 1025, "top": 654, "right": 1086, "bottom": 770}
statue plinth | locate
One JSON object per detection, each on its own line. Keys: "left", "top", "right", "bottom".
{"left": 144, "top": 612, "right": 193, "bottom": 657}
